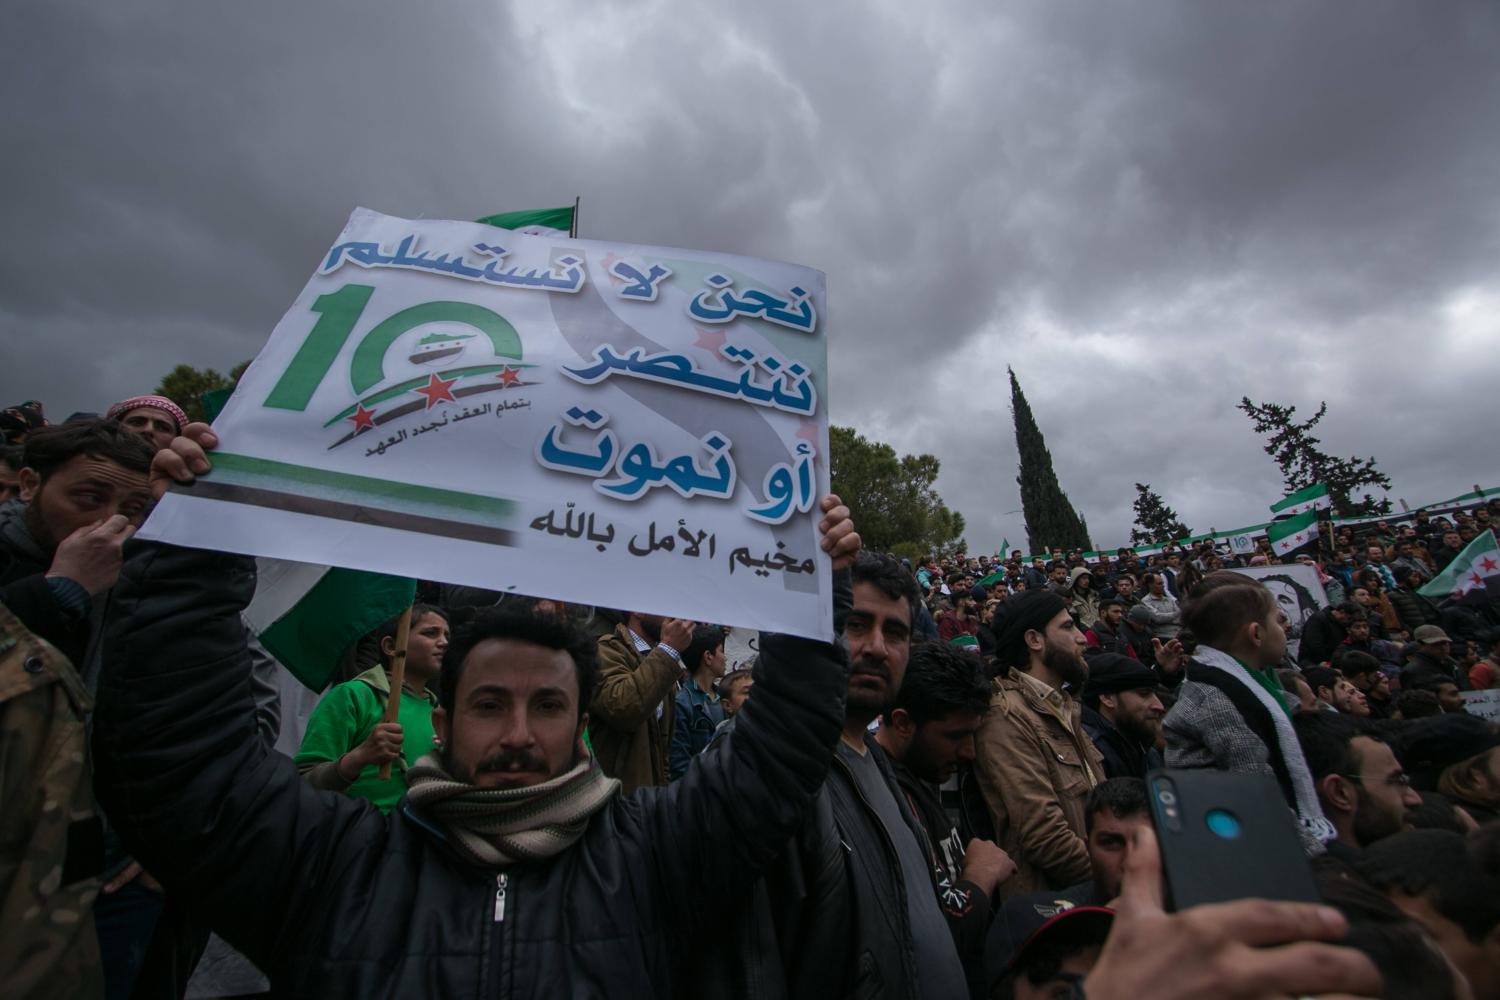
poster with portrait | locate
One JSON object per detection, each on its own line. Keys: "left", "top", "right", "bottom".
{"left": 1227, "top": 563, "right": 1330, "bottom": 661}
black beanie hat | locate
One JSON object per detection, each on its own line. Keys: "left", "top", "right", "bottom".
{"left": 994, "top": 590, "right": 1068, "bottom": 670}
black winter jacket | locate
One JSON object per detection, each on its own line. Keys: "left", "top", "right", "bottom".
{"left": 94, "top": 545, "right": 849, "bottom": 998}
{"left": 1081, "top": 705, "right": 1163, "bottom": 781}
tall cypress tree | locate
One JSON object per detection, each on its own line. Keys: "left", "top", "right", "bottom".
{"left": 1010, "top": 368, "right": 1092, "bottom": 553}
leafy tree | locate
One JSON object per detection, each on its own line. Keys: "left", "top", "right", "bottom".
{"left": 1237, "top": 397, "right": 1392, "bottom": 517}
{"left": 154, "top": 361, "right": 251, "bottom": 424}
{"left": 1010, "top": 369, "right": 1092, "bottom": 553}
{"left": 1130, "top": 483, "right": 1192, "bottom": 547}
{"left": 828, "top": 425, "right": 966, "bottom": 558}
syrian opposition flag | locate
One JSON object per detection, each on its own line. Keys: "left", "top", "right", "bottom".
{"left": 247, "top": 559, "right": 417, "bottom": 691}
{"left": 1270, "top": 483, "right": 1332, "bottom": 517}
{"left": 475, "top": 204, "right": 576, "bottom": 237}
{"left": 1420, "top": 531, "right": 1500, "bottom": 599}
{"left": 1268, "top": 509, "right": 1320, "bottom": 555}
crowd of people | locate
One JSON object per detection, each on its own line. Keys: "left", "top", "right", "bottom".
{"left": 2, "top": 393, "right": 1499, "bottom": 999}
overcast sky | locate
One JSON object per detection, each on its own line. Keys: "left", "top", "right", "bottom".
{"left": 3, "top": 1, "right": 1497, "bottom": 552}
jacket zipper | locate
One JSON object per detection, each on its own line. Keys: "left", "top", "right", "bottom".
{"left": 494, "top": 873, "right": 508, "bottom": 922}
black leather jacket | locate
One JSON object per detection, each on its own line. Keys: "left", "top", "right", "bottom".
{"left": 94, "top": 544, "right": 848, "bottom": 997}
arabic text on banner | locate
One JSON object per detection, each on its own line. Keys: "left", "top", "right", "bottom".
{"left": 139, "top": 208, "right": 833, "bottom": 640}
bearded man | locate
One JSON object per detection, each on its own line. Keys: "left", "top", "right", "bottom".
{"left": 973, "top": 590, "right": 1105, "bottom": 894}
{"left": 1080, "top": 654, "right": 1166, "bottom": 780}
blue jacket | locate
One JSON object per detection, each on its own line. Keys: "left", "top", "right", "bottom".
{"left": 669, "top": 681, "right": 725, "bottom": 780}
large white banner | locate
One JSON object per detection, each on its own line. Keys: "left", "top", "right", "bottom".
{"left": 1227, "top": 563, "right": 1330, "bottom": 661}
{"left": 140, "top": 208, "right": 833, "bottom": 639}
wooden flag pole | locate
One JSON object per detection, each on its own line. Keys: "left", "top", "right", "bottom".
{"left": 378, "top": 606, "right": 414, "bottom": 781}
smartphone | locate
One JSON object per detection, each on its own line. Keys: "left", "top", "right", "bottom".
{"left": 1147, "top": 769, "right": 1320, "bottom": 911}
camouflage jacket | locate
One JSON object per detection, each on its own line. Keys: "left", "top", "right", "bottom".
{"left": 0, "top": 603, "right": 103, "bottom": 999}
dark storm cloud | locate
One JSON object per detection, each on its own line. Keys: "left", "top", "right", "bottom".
{"left": 2, "top": 0, "right": 1496, "bottom": 549}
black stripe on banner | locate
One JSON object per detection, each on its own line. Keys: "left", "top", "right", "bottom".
{"left": 173, "top": 480, "right": 517, "bottom": 547}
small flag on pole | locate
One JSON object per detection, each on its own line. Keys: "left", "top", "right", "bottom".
{"left": 475, "top": 205, "right": 576, "bottom": 237}
{"left": 1267, "top": 509, "right": 1319, "bottom": 555}
{"left": 1419, "top": 531, "right": 1500, "bottom": 599}
{"left": 1270, "top": 483, "right": 1332, "bottom": 517}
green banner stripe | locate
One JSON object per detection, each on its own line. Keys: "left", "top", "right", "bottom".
{"left": 207, "top": 452, "right": 515, "bottom": 521}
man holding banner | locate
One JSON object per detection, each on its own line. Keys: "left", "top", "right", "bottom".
{"left": 93, "top": 422, "right": 862, "bottom": 996}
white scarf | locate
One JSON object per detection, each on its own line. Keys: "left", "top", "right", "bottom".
{"left": 1193, "top": 645, "right": 1336, "bottom": 845}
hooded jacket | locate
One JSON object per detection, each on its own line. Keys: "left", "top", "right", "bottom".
{"left": 94, "top": 544, "right": 849, "bottom": 997}
{"left": 1065, "top": 567, "right": 1100, "bottom": 630}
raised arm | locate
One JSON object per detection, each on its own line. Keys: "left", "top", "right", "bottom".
{"left": 93, "top": 426, "right": 387, "bottom": 968}
{"left": 627, "top": 496, "right": 858, "bottom": 929}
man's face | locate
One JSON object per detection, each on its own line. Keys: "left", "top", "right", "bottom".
{"left": 1371, "top": 672, "right": 1391, "bottom": 699}
{"left": 0, "top": 459, "right": 19, "bottom": 504}
{"left": 1074, "top": 573, "right": 1092, "bottom": 592}
{"left": 1104, "top": 688, "right": 1165, "bottom": 744}
{"left": 1147, "top": 575, "right": 1165, "bottom": 596}
{"left": 1167, "top": 554, "right": 1181, "bottom": 569}
{"left": 1352, "top": 587, "right": 1373, "bottom": 607}
{"left": 1253, "top": 605, "right": 1289, "bottom": 668}
{"left": 1435, "top": 683, "right": 1465, "bottom": 713}
{"left": 1347, "top": 620, "right": 1371, "bottom": 643}
{"left": 1087, "top": 808, "right": 1151, "bottom": 899}
{"left": 1426, "top": 639, "right": 1452, "bottom": 661}
{"left": 1367, "top": 545, "right": 1385, "bottom": 564}
{"left": 1333, "top": 679, "right": 1370, "bottom": 717}
{"left": 117, "top": 406, "right": 178, "bottom": 452}
{"left": 721, "top": 675, "right": 753, "bottom": 715}
{"left": 432, "top": 638, "right": 586, "bottom": 790}
{"left": 1037, "top": 610, "right": 1088, "bottom": 688}
{"left": 1330, "top": 607, "right": 1350, "bottom": 625}
{"left": 1010, "top": 944, "right": 1105, "bottom": 1000}
{"left": 1050, "top": 567, "right": 1068, "bottom": 584}
{"left": 1348, "top": 737, "right": 1420, "bottom": 846}
{"left": 703, "top": 642, "right": 728, "bottom": 679}
{"left": 845, "top": 582, "right": 912, "bottom": 718}
{"left": 1443, "top": 532, "right": 1462, "bottom": 550}
{"left": 1100, "top": 604, "right": 1122, "bottom": 627}
{"left": 992, "top": 584, "right": 1010, "bottom": 601}
{"left": 19, "top": 454, "right": 152, "bottom": 551}
{"left": 1115, "top": 576, "right": 1135, "bottom": 596}
{"left": 906, "top": 709, "right": 982, "bottom": 784}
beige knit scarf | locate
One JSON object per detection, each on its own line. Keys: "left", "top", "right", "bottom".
{"left": 406, "top": 751, "right": 620, "bottom": 867}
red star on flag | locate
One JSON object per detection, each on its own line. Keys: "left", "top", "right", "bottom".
{"left": 693, "top": 326, "right": 727, "bottom": 352}
{"left": 413, "top": 373, "right": 458, "bottom": 409}
{"left": 1481, "top": 556, "right": 1499, "bottom": 573}
{"left": 1469, "top": 572, "right": 1484, "bottom": 588}
{"left": 496, "top": 366, "right": 522, "bottom": 387}
{"left": 347, "top": 404, "right": 377, "bottom": 432}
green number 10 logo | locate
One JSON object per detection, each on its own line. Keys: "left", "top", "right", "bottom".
{"left": 262, "top": 284, "right": 523, "bottom": 412}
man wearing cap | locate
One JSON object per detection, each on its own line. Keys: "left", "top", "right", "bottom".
{"left": 985, "top": 896, "right": 1113, "bottom": 1000}
{"left": 107, "top": 395, "right": 189, "bottom": 452}
{"left": 974, "top": 590, "right": 1105, "bottom": 894}
{"left": 1080, "top": 654, "right": 1165, "bottom": 781}
{"left": 1401, "top": 625, "right": 1468, "bottom": 693}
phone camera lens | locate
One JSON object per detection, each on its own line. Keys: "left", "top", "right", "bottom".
{"left": 1158, "top": 790, "right": 1176, "bottom": 807}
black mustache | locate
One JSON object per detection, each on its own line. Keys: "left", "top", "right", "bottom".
{"left": 850, "top": 657, "right": 889, "bottom": 679}
{"left": 476, "top": 749, "right": 546, "bottom": 773}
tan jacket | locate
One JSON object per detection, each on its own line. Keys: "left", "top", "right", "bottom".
{"left": 973, "top": 670, "right": 1105, "bottom": 895}
{"left": 0, "top": 604, "right": 103, "bottom": 999}
{"left": 589, "top": 625, "right": 681, "bottom": 794}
